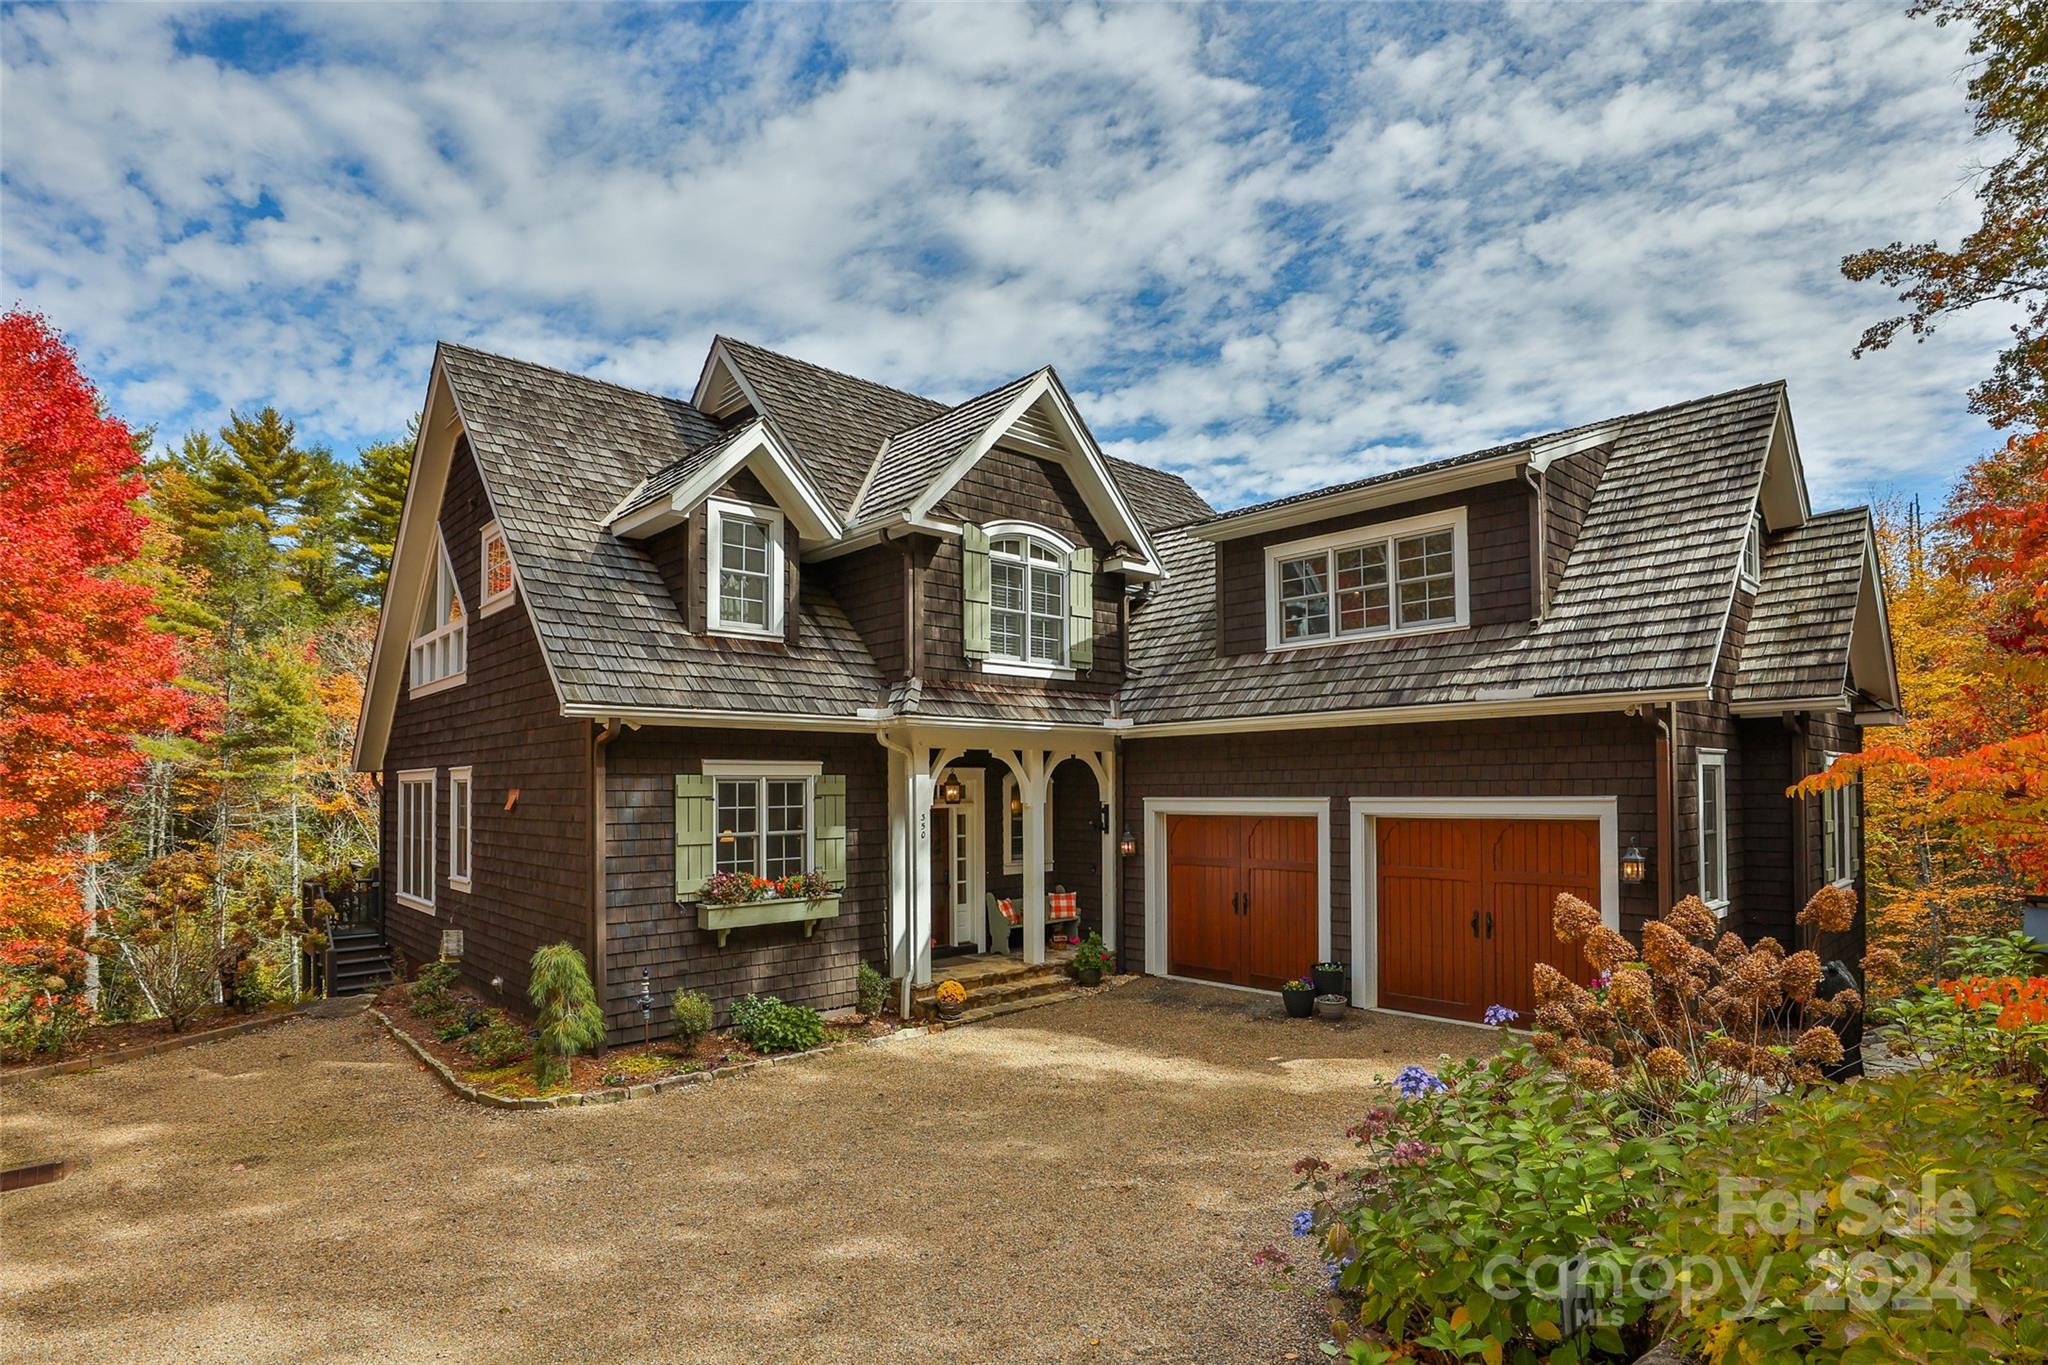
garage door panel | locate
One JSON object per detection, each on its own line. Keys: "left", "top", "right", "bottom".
{"left": 1165, "top": 813, "right": 1321, "bottom": 989}
{"left": 1484, "top": 821, "right": 1598, "bottom": 1019}
{"left": 1166, "top": 816, "right": 1243, "bottom": 983}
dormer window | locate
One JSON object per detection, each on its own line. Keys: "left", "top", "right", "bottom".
{"left": 410, "top": 530, "right": 466, "bottom": 694}
{"left": 1265, "top": 508, "right": 1468, "bottom": 650}
{"left": 479, "top": 521, "right": 516, "bottom": 616}
{"left": 1740, "top": 511, "right": 1763, "bottom": 590}
{"left": 990, "top": 532, "right": 1068, "bottom": 665}
{"left": 707, "top": 497, "right": 785, "bottom": 638}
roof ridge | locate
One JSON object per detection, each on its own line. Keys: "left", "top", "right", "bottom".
{"left": 716, "top": 335, "right": 947, "bottom": 410}
{"left": 883, "top": 365, "right": 1047, "bottom": 439}
{"left": 438, "top": 340, "right": 706, "bottom": 411}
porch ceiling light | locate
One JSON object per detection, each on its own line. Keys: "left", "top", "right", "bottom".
{"left": 1620, "top": 845, "right": 1647, "bottom": 884}
{"left": 939, "top": 773, "right": 965, "bottom": 805}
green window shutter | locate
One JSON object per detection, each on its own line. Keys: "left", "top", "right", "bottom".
{"left": 675, "top": 774, "right": 715, "bottom": 900}
{"left": 814, "top": 775, "right": 847, "bottom": 886}
{"left": 962, "top": 524, "right": 991, "bottom": 661}
{"left": 1068, "top": 546, "right": 1095, "bottom": 669}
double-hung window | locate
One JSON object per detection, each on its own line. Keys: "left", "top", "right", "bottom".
{"left": 447, "top": 766, "right": 472, "bottom": 892}
{"left": 1268, "top": 509, "right": 1466, "bottom": 648}
{"left": 397, "top": 770, "right": 437, "bottom": 912}
{"left": 1697, "top": 749, "right": 1728, "bottom": 913}
{"left": 1821, "top": 752, "right": 1860, "bottom": 885}
{"left": 707, "top": 762, "right": 817, "bottom": 880}
{"left": 707, "top": 498, "right": 785, "bottom": 637}
{"left": 410, "top": 531, "right": 466, "bottom": 692}
{"left": 989, "top": 533, "right": 1068, "bottom": 665}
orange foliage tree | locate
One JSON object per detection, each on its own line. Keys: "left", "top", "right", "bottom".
{"left": 0, "top": 311, "right": 188, "bottom": 945}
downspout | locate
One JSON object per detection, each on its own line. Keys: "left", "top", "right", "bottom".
{"left": 591, "top": 718, "right": 621, "bottom": 1055}
{"left": 876, "top": 729, "right": 920, "bottom": 1021}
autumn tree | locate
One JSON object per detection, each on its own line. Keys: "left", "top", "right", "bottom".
{"left": 1842, "top": 0, "right": 2048, "bottom": 430}
{"left": 0, "top": 311, "right": 187, "bottom": 946}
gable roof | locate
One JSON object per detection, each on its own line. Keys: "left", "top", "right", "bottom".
{"left": 853, "top": 369, "right": 1046, "bottom": 525}
{"left": 1733, "top": 507, "right": 1890, "bottom": 711}
{"left": 1121, "top": 382, "right": 1791, "bottom": 727}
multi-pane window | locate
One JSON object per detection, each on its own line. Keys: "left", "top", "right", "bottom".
{"left": 708, "top": 499, "right": 783, "bottom": 636}
{"left": 1697, "top": 750, "right": 1728, "bottom": 910}
{"left": 1741, "top": 511, "right": 1763, "bottom": 588}
{"left": 448, "top": 767, "right": 472, "bottom": 890}
{"left": 397, "top": 770, "right": 436, "bottom": 911}
{"left": 715, "top": 775, "right": 810, "bottom": 879}
{"left": 410, "top": 532, "right": 466, "bottom": 690}
{"left": 1272, "top": 516, "right": 1462, "bottom": 646}
{"left": 480, "top": 523, "right": 515, "bottom": 613}
{"left": 1822, "top": 753, "right": 1861, "bottom": 884}
{"left": 990, "top": 534, "right": 1067, "bottom": 665}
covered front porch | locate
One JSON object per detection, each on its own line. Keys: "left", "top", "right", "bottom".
{"left": 880, "top": 725, "right": 1120, "bottom": 1004}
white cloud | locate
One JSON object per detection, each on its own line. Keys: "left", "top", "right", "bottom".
{"left": 0, "top": 0, "right": 2011, "bottom": 510}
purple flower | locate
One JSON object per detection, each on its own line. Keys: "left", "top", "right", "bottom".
{"left": 1394, "top": 1065, "right": 1447, "bottom": 1098}
{"left": 1388, "top": 1138, "right": 1439, "bottom": 1167}
{"left": 1591, "top": 969, "right": 1613, "bottom": 991}
{"left": 1326, "top": 1257, "right": 1353, "bottom": 1292}
{"left": 1482, "top": 1004, "right": 1520, "bottom": 1027}
{"left": 1291, "top": 1209, "right": 1315, "bottom": 1237}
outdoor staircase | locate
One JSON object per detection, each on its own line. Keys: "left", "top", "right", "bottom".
{"left": 911, "top": 956, "right": 1078, "bottom": 1022}
{"left": 327, "top": 924, "right": 395, "bottom": 996}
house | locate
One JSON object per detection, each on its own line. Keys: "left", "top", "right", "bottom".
{"left": 352, "top": 337, "right": 1900, "bottom": 1038}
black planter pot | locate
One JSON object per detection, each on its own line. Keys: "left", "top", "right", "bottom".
{"left": 1075, "top": 966, "right": 1103, "bottom": 987}
{"left": 1311, "top": 964, "right": 1347, "bottom": 999}
{"left": 1281, "top": 985, "right": 1316, "bottom": 1018}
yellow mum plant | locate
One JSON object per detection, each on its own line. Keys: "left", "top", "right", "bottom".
{"left": 935, "top": 980, "right": 966, "bottom": 1008}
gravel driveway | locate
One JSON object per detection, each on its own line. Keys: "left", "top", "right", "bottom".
{"left": 2, "top": 979, "right": 1488, "bottom": 1363}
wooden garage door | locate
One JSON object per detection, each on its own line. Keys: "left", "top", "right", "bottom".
{"left": 1378, "top": 818, "right": 1598, "bottom": 1023}
{"left": 1166, "top": 814, "right": 1318, "bottom": 990}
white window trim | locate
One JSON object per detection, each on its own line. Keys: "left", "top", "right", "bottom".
{"left": 1739, "top": 510, "right": 1763, "bottom": 591}
{"left": 1821, "top": 750, "right": 1859, "bottom": 887}
{"left": 1696, "top": 749, "right": 1729, "bottom": 916}
{"left": 982, "top": 520, "right": 1075, "bottom": 671}
{"left": 703, "top": 760, "right": 820, "bottom": 879}
{"left": 478, "top": 521, "right": 516, "bottom": 617}
{"left": 409, "top": 530, "right": 467, "bottom": 696}
{"left": 706, "top": 497, "right": 787, "bottom": 639}
{"left": 1264, "top": 506, "right": 1470, "bottom": 652}
{"left": 396, "top": 768, "right": 437, "bottom": 914}
{"left": 998, "top": 771, "right": 1053, "bottom": 876}
{"left": 447, "top": 766, "right": 472, "bottom": 892}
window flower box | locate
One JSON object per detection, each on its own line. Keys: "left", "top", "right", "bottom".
{"left": 696, "top": 895, "right": 840, "bottom": 948}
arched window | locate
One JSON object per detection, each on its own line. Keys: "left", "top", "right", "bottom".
{"left": 988, "top": 531, "right": 1067, "bottom": 665}
{"left": 410, "top": 530, "right": 467, "bottom": 692}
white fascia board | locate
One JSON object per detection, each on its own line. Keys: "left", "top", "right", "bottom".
{"left": 1854, "top": 519, "right": 1903, "bottom": 711}
{"left": 610, "top": 421, "right": 840, "bottom": 545}
{"left": 1189, "top": 454, "right": 1527, "bottom": 544}
{"left": 1528, "top": 424, "right": 1621, "bottom": 472}
{"left": 561, "top": 704, "right": 879, "bottom": 733}
{"left": 1122, "top": 688, "right": 1704, "bottom": 739}
{"left": 1727, "top": 695, "right": 1852, "bottom": 717}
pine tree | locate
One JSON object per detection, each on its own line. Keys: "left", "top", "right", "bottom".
{"left": 529, "top": 943, "right": 605, "bottom": 1088}
{"left": 344, "top": 426, "right": 415, "bottom": 601}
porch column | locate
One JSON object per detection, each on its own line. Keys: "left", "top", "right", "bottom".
{"left": 884, "top": 742, "right": 911, "bottom": 981}
{"left": 1020, "top": 773, "right": 1048, "bottom": 967}
{"left": 909, "top": 753, "right": 937, "bottom": 986}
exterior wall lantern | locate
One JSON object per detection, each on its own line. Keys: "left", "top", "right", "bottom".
{"left": 1010, "top": 789, "right": 1023, "bottom": 816}
{"left": 939, "top": 773, "right": 965, "bottom": 805}
{"left": 1119, "top": 828, "right": 1138, "bottom": 858}
{"left": 1620, "top": 846, "right": 1648, "bottom": 884}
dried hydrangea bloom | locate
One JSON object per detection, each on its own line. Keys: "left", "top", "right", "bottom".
{"left": 1728, "top": 952, "right": 1785, "bottom": 1007}
{"left": 1642, "top": 921, "right": 1690, "bottom": 976}
{"left": 1826, "top": 987, "right": 1862, "bottom": 1020}
{"left": 1583, "top": 925, "right": 1636, "bottom": 972}
{"left": 1644, "top": 1045, "right": 1687, "bottom": 1080}
{"left": 1714, "top": 931, "right": 1747, "bottom": 965}
{"left": 1790, "top": 1062, "right": 1825, "bottom": 1087}
{"left": 1792, "top": 1025, "right": 1845, "bottom": 1065}
{"left": 1533, "top": 1002, "right": 1575, "bottom": 1035}
{"left": 1797, "top": 884, "right": 1857, "bottom": 934}
{"left": 1704, "top": 1035, "right": 1748, "bottom": 1068}
{"left": 1750, "top": 936, "right": 1786, "bottom": 962}
{"left": 1552, "top": 893, "right": 1603, "bottom": 944}
{"left": 1778, "top": 950, "right": 1824, "bottom": 1004}
{"left": 1862, "top": 947, "right": 1906, "bottom": 991}
{"left": 1566, "top": 1056, "right": 1618, "bottom": 1090}
{"left": 1664, "top": 896, "right": 1718, "bottom": 941}
{"left": 1532, "top": 962, "right": 1574, "bottom": 1006}
{"left": 1606, "top": 966, "right": 1653, "bottom": 1015}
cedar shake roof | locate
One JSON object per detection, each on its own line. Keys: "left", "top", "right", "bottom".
{"left": 438, "top": 344, "right": 884, "bottom": 716}
{"left": 1121, "top": 382, "right": 1790, "bottom": 724}
{"left": 1732, "top": 508, "right": 1871, "bottom": 708}
{"left": 605, "top": 420, "right": 759, "bottom": 524}
{"left": 852, "top": 369, "right": 1045, "bottom": 525}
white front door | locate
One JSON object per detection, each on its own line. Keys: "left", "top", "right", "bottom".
{"left": 934, "top": 769, "right": 986, "bottom": 950}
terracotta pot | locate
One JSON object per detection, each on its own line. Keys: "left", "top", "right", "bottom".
{"left": 1281, "top": 985, "right": 1315, "bottom": 1018}
{"left": 1314, "top": 994, "right": 1347, "bottom": 1022}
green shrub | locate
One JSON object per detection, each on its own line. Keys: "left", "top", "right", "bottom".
{"left": 410, "top": 959, "right": 459, "bottom": 1014}
{"left": 528, "top": 943, "right": 604, "bottom": 1088}
{"left": 0, "top": 948, "right": 91, "bottom": 1062}
{"left": 729, "top": 993, "right": 825, "bottom": 1053}
{"left": 1652, "top": 1069, "right": 2048, "bottom": 1363}
{"left": 1292, "top": 1046, "right": 1713, "bottom": 1363}
{"left": 461, "top": 1011, "right": 532, "bottom": 1067}
{"left": 856, "top": 961, "right": 888, "bottom": 1017}
{"left": 670, "top": 989, "right": 713, "bottom": 1048}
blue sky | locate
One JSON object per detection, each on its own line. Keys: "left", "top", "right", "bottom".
{"left": 0, "top": 1, "right": 2010, "bottom": 512}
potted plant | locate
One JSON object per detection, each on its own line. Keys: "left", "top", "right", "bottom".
{"left": 1312, "top": 961, "right": 1348, "bottom": 999}
{"left": 1314, "top": 992, "right": 1347, "bottom": 1022}
{"left": 934, "top": 979, "right": 967, "bottom": 1021}
{"left": 1070, "top": 931, "right": 1111, "bottom": 987}
{"left": 1281, "top": 977, "right": 1316, "bottom": 1019}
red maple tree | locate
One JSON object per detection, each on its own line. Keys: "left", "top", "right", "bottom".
{"left": 0, "top": 310, "right": 188, "bottom": 942}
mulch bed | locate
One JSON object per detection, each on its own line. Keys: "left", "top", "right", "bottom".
{"left": 1, "top": 1002, "right": 301, "bottom": 1080}
{"left": 372, "top": 982, "right": 899, "bottom": 1101}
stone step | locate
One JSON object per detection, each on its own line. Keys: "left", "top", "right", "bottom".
{"left": 914, "top": 971, "right": 1073, "bottom": 1018}
{"left": 951, "top": 988, "right": 1087, "bottom": 1026}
